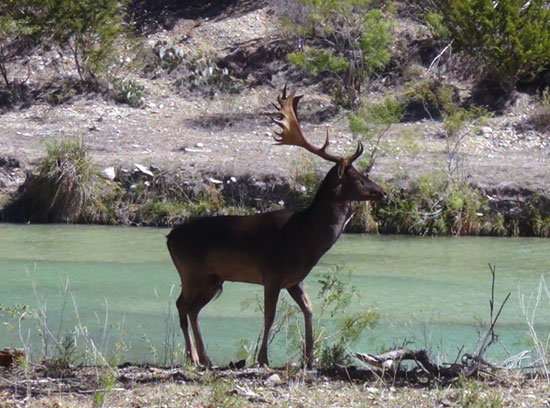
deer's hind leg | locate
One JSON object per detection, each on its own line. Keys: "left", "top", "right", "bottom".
{"left": 188, "top": 277, "right": 223, "bottom": 367}
{"left": 176, "top": 290, "right": 199, "bottom": 364}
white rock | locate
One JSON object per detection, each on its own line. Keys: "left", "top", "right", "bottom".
{"left": 265, "top": 373, "right": 282, "bottom": 385}
{"left": 101, "top": 167, "right": 116, "bottom": 180}
{"left": 133, "top": 163, "right": 154, "bottom": 177}
{"left": 208, "top": 177, "right": 223, "bottom": 184}
{"left": 481, "top": 126, "right": 493, "bottom": 135}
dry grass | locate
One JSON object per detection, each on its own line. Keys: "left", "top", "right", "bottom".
{"left": 1, "top": 364, "right": 550, "bottom": 408}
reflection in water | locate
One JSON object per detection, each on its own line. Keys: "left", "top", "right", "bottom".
{"left": 0, "top": 223, "right": 549, "bottom": 364}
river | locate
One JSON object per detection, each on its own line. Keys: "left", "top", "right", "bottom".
{"left": 0, "top": 223, "right": 549, "bottom": 366}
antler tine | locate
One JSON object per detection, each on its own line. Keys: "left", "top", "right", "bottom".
{"left": 271, "top": 88, "right": 340, "bottom": 163}
{"left": 346, "top": 141, "right": 364, "bottom": 164}
{"left": 321, "top": 128, "right": 330, "bottom": 151}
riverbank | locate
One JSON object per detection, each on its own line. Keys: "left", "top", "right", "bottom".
{"left": 1, "top": 361, "right": 549, "bottom": 407}
{"left": 2, "top": 157, "right": 549, "bottom": 236}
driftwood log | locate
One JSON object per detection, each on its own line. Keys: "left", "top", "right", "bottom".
{"left": 355, "top": 349, "right": 462, "bottom": 383}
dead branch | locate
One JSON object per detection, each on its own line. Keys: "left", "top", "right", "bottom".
{"left": 355, "top": 349, "right": 460, "bottom": 381}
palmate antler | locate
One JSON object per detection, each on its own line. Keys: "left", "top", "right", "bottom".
{"left": 271, "top": 86, "right": 364, "bottom": 165}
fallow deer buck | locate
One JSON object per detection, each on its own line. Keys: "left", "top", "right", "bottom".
{"left": 167, "top": 87, "right": 386, "bottom": 368}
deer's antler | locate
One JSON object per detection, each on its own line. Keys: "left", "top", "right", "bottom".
{"left": 271, "top": 86, "right": 341, "bottom": 163}
{"left": 271, "top": 87, "right": 364, "bottom": 165}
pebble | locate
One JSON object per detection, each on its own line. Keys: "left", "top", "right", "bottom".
{"left": 265, "top": 373, "right": 282, "bottom": 386}
{"left": 101, "top": 167, "right": 116, "bottom": 180}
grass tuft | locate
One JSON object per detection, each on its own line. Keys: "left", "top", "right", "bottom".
{"left": 3, "top": 136, "right": 96, "bottom": 223}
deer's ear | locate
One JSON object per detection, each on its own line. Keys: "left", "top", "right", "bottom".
{"left": 337, "top": 159, "right": 347, "bottom": 179}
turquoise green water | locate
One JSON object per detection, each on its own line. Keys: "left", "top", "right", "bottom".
{"left": 1, "top": 223, "right": 549, "bottom": 365}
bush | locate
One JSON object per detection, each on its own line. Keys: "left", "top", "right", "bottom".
{"left": 145, "top": 40, "right": 241, "bottom": 95}
{"left": 3, "top": 137, "right": 97, "bottom": 223}
{"left": 433, "top": 0, "right": 550, "bottom": 92}
{"left": 348, "top": 95, "right": 404, "bottom": 170}
{"left": 373, "top": 174, "right": 490, "bottom": 236}
{"left": 0, "top": 0, "right": 45, "bottom": 104}
{"left": 402, "top": 78, "right": 458, "bottom": 121}
{"left": 518, "top": 88, "right": 550, "bottom": 133}
{"left": 46, "top": 0, "right": 128, "bottom": 82}
{"left": 1, "top": 0, "right": 128, "bottom": 90}
{"left": 279, "top": 0, "right": 395, "bottom": 107}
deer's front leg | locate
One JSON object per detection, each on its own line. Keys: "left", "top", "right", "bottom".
{"left": 258, "top": 283, "right": 280, "bottom": 367}
{"left": 288, "top": 282, "right": 313, "bottom": 369}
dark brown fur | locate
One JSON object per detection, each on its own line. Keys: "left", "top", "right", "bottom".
{"left": 167, "top": 161, "right": 386, "bottom": 368}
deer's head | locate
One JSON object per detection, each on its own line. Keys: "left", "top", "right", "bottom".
{"left": 271, "top": 87, "right": 386, "bottom": 203}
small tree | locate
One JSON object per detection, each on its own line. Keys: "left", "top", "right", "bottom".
{"left": 434, "top": 0, "right": 550, "bottom": 93}
{"left": 46, "top": 0, "right": 127, "bottom": 82}
{"left": 280, "top": 0, "right": 395, "bottom": 108}
{"left": 0, "top": 0, "right": 45, "bottom": 101}
{"left": 1, "top": 0, "right": 129, "bottom": 94}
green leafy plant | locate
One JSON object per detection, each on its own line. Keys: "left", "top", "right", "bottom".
{"left": 93, "top": 368, "right": 117, "bottom": 408}
{"left": 281, "top": 0, "right": 395, "bottom": 107}
{"left": 348, "top": 95, "right": 404, "bottom": 170}
{"left": 520, "top": 88, "right": 550, "bottom": 133}
{"left": 148, "top": 43, "right": 240, "bottom": 95}
{"left": 286, "top": 48, "right": 349, "bottom": 76}
{"left": 237, "top": 271, "right": 378, "bottom": 368}
{"left": 319, "top": 342, "right": 350, "bottom": 368}
{"left": 402, "top": 78, "right": 458, "bottom": 120}
{"left": 46, "top": 0, "right": 128, "bottom": 82}
{"left": 179, "top": 50, "right": 238, "bottom": 95}
{"left": 373, "top": 173, "right": 491, "bottom": 236}
{"left": 314, "top": 273, "right": 379, "bottom": 366}
{"left": 434, "top": 0, "right": 550, "bottom": 92}
{"left": 0, "top": 0, "right": 45, "bottom": 104}
{"left": 147, "top": 40, "right": 186, "bottom": 76}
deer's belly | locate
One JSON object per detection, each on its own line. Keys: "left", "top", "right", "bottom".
{"left": 205, "top": 250, "right": 263, "bottom": 284}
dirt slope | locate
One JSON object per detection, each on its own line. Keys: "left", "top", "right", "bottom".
{"left": 0, "top": 3, "right": 548, "bottom": 195}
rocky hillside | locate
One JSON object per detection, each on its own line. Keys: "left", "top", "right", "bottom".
{"left": 0, "top": 1, "right": 549, "bottom": 232}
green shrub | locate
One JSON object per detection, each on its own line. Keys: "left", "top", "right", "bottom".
{"left": 286, "top": 48, "right": 349, "bottom": 76}
{"left": 1, "top": 0, "right": 129, "bottom": 95}
{"left": 0, "top": 0, "right": 45, "bottom": 104}
{"left": 520, "top": 88, "right": 550, "bottom": 133}
{"left": 46, "top": 0, "right": 128, "bottom": 82}
{"left": 179, "top": 50, "right": 238, "bottom": 95}
{"left": 280, "top": 0, "right": 395, "bottom": 107}
{"left": 433, "top": 0, "right": 550, "bottom": 92}
{"left": 402, "top": 78, "right": 458, "bottom": 119}
{"left": 146, "top": 40, "right": 186, "bottom": 76}
{"left": 532, "top": 215, "right": 550, "bottom": 237}
{"left": 238, "top": 271, "right": 378, "bottom": 367}
{"left": 319, "top": 342, "right": 350, "bottom": 368}
{"left": 374, "top": 174, "right": 489, "bottom": 236}
{"left": 146, "top": 42, "right": 240, "bottom": 95}
{"left": 348, "top": 96, "right": 404, "bottom": 170}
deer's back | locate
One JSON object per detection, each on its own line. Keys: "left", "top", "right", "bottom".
{"left": 166, "top": 210, "right": 294, "bottom": 284}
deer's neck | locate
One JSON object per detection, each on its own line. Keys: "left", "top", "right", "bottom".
{"left": 288, "top": 179, "right": 351, "bottom": 264}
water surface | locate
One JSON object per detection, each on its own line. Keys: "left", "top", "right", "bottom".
{"left": 0, "top": 224, "right": 549, "bottom": 365}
